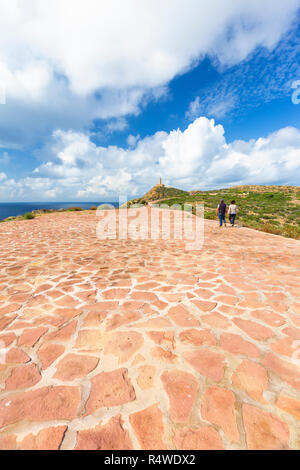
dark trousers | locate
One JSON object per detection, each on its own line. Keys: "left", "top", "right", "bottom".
{"left": 219, "top": 213, "right": 226, "bottom": 226}
{"left": 229, "top": 214, "right": 236, "bottom": 225}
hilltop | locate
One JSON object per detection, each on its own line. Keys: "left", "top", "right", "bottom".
{"left": 126, "top": 180, "right": 188, "bottom": 205}
{"left": 128, "top": 183, "right": 300, "bottom": 240}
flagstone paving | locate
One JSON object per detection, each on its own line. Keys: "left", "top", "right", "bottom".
{"left": 0, "top": 208, "right": 299, "bottom": 450}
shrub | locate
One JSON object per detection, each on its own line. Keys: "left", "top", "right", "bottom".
{"left": 97, "top": 204, "right": 116, "bottom": 210}
{"left": 23, "top": 212, "right": 35, "bottom": 220}
{"left": 204, "top": 211, "right": 216, "bottom": 220}
{"left": 90, "top": 206, "right": 97, "bottom": 210}
{"left": 282, "top": 225, "right": 300, "bottom": 239}
{"left": 67, "top": 207, "right": 83, "bottom": 211}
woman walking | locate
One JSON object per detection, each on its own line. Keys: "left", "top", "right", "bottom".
{"left": 228, "top": 200, "right": 238, "bottom": 226}
{"left": 216, "top": 199, "right": 227, "bottom": 227}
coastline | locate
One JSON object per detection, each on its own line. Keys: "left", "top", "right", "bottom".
{"left": 0, "top": 202, "right": 119, "bottom": 222}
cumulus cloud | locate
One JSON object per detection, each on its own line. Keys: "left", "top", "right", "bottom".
{"left": 1, "top": 117, "right": 299, "bottom": 201}
{"left": 0, "top": 0, "right": 299, "bottom": 146}
{"left": 1, "top": 0, "right": 296, "bottom": 93}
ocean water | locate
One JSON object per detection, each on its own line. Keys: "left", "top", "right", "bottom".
{"left": 0, "top": 202, "right": 119, "bottom": 221}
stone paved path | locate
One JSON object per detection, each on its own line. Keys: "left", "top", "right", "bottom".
{"left": 0, "top": 209, "right": 299, "bottom": 450}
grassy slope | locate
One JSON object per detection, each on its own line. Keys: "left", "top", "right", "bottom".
{"left": 127, "top": 185, "right": 189, "bottom": 205}
{"left": 154, "top": 185, "right": 300, "bottom": 240}
{"left": 3, "top": 185, "right": 300, "bottom": 240}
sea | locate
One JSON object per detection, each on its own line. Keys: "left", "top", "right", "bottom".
{"left": 0, "top": 202, "right": 119, "bottom": 221}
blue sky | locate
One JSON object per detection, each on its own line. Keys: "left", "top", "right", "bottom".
{"left": 0, "top": 0, "right": 300, "bottom": 201}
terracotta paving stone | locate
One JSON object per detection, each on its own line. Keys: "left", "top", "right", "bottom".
{"left": 106, "top": 311, "right": 141, "bottom": 331}
{"left": 250, "top": 310, "right": 285, "bottom": 327}
{"left": 0, "top": 304, "right": 22, "bottom": 315}
{"left": 0, "top": 333, "right": 16, "bottom": 347}
{"left": 102, "top": 331, "right": 144, "bottom": 363}
{"left": 147, "top": 331, "right": 175, "bottom": 348}
{"left": 200, "top": 312, "right": 231, "bottom": 329}
{"left": 130, "top": 291, "right": 159, "bottom": 302}
{"left": 121, "top": 301, "right": 144, "bottom": 311}
{"left": 133, "top": 317, "right": 172, "bottom": 329}
{"left": 34, "top": 316, "right": 66, "bottom": 327}
{"left": 168, "top": 304, "right": 199, "bottom": 327}
{"left": 74, "top": 330, "right": 103, "bottom": 351}
{"left": 289, "top": 313, "right": 300, "bottom": 327}
{"left": 5, "top": 348, "right": 31, "bottom": 364}
{"left": 5, "top": 363, "right": 41, "bottom": 390}
{"left": 232, "top": 360, "right": 269, "bottom": 403}
{"left": 0, "top": 315, "right": 17, "bottom": 331}
{"left": 75, "top": 415, "right": 133, "bottom": 450}
{"left": 201, "top": 387, "right": 240, "bottom": 443}
{"left": 137, "top": 365, "right": 156, "bottom": 389}
{"left": 275, "top": 394, "right": 300, "bottom": 420}
{"left": 217, "top": 305, "right": 246, "bottom": 316}
{"left": 282, "top": 326, "right": 300, "bottom": 340}
{"left": 194, "top": 288, "right": 214, "bottom": 299}
{"left": 54, "top": 354, "right": 99, "bottom": 381}
{"left": 82, "top": 311, "right": 108, "bottom": 327}
{"left": 0, "top": 386, "right": 81, "bottom": 428}
{"left": 46, "top": 320, "right": 77, "bottom": 342}
{"left": 0, "top": 210, "right": 299, "bottom": 449}
{"left": 85, "top": 368, "right": 135, "bottom": 415}
{"left": 37, "top": 343, "right": 65, "bottom": 369}
{"left": 130, "top": 404, "right": 167, "bottom": 450}
{"left": 233, "top": 318, "right": 275, "bottom": 341}
{"left": 242, "top": 404, "right": 290, "bottom": 450}
{"left": 0, "top": 433, "right": 17, "bottom": 450}
{"left": 183, "top": 349, "right": 226, "bottom": 382}
{"left": 191, "top": 299, "right": 217, "bottom": 312}
{"left": 161, "top": 370, "right": 198, "bottom": 423}
{"left": 174, "top": 426, "right": 224, "bottom": 450}
{"left": 270, "top": 337, "right": 297, "bottom": 358}
{"left": 220, "top": 332, "right": 260, "bottom": 358}
{"left": 214, "top": 295, "right": 239, "bottom": 306}
{"left": 102, "top": 288, "right": 131, "bottom": 300}
{"left": 84, "top": 301, "right": 118, "bottom": 311}
{"left": 53, "top": 308, "right": 82, "bottom": 319}
{"left": 262, "top": 353, "right": 300, "bottom": 392}
{"left": 179, "top": 328, "right": 216, "bottom": 347}
{"left": 18, "top": 327, "right": 48, "bottom": 348}
{"left": 19, "top": 426, "right": 67, "bottom": 450}
{"left": 151, "top": 347, "right": 178, "bottom": 363}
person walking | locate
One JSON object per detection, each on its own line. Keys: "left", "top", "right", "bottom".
{"left": 216, "top": 199, "right": 227, "bottom": 227}
{"left": 228, "top": 200, "right": 238, "bottom": 226}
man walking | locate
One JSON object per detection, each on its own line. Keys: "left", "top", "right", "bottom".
{"left": 216, "top": 199, "right": 227, "bottom": 227}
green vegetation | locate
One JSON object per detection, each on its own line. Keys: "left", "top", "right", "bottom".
{"left": 139, "top": 185, "right": 300, "bottom": 240}
{"left": 23, "top": 212, "right": 35, "bottom": 220}
{"left": 126, "top": 184, "right": 188, "bottom": 207}
{"left": 97, "top": 204, "right": 116, "bottom": 210}
{"left": 67, "top": 207, "right": 83, "bottom": 211}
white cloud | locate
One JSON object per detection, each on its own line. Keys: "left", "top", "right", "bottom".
{"left": 127, "top": 134, "right": 141, "bottom": 148}
{"left": 1, "top": 118, "right": 299, "bottom": 201}
{"left": 186, "top": 20, "right": 300, "bottom": 120}
{"left": 0, "top": 0, "right": 299, "bottom": 146}
{"left": 186, "top": 97, "right": 201, "bottom": 120}
{"left": 0, "top": 152, "right": 10, "bottom": 165}
{"left": 105, "top": 118, "right": 128, "bottom": 133}
{"left": 187, "top": 95, "right": 237, "bottom": 119}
